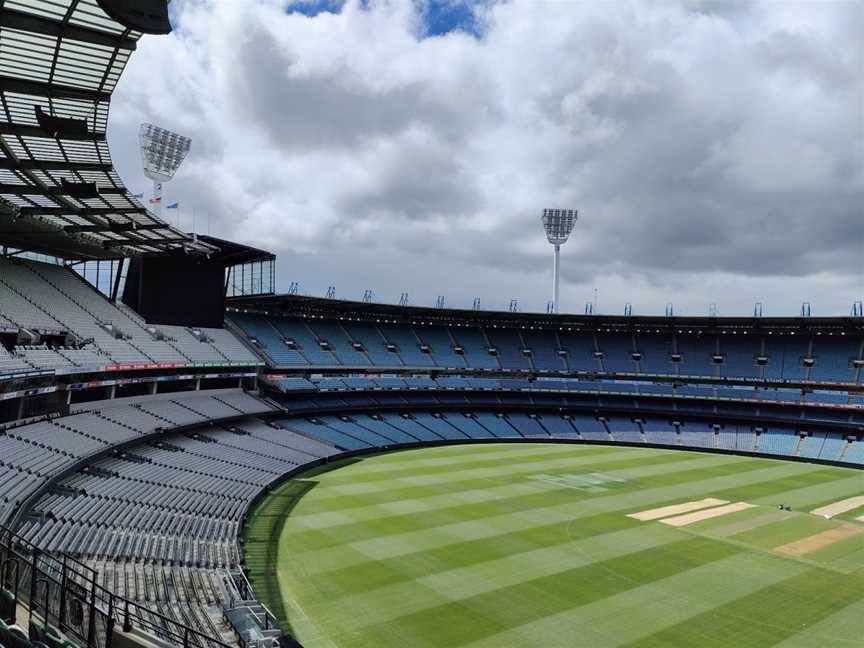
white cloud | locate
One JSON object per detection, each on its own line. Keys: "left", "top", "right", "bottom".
{"left": 108, "top": 0, "right": 864, "bottom": 316}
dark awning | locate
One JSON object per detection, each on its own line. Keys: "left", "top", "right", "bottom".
{"left": 197, "top": 235, "right": 275, "bottom": 266}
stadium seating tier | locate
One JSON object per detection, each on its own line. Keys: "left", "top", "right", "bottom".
{"left": 230, "top": 313, "right": 863, "bottom": 386}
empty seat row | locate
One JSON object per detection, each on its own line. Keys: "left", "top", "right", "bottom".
{"left": 20, "top": 418, "right": 337, "bottom": 569}
{"left": 230, "top": 313, "right": 863, "bottom": 382}
{"left": 0, "top": 390, "right": 275, "bottom": 525}
{"left": 0, "top": 257, "right": 261, "bottom": 373}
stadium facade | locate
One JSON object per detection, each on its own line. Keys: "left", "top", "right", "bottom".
{"left": 0, "top": 3, "right": 861, "bottom": 648}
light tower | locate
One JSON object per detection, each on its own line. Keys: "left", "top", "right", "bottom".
{"left": 541, "top": 208, "right": 577, "bottom": 313}
{"left": 138, "top": 123, "right": 191, "bottom": 219}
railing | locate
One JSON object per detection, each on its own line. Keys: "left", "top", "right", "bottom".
{"left": 225, "top": 568, "right": 282, "bottom": 646}
{"left": 0, "top": 524, "right": 234, "bottom": 648}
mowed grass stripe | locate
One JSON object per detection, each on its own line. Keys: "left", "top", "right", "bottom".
{"left": 310, "top": 446, "right": 696, "bottom": 500}
{"left": 287, "top": 523, "right": 682, "bottom": 630}
{"left": 770, "top": 599, "right": 864, "bottom": 647}
{"left": 278, "top": 511, "right": 641, "bottom": 578}
{"left": 623, "top": 568, "right": 864, "bottom": 648}
{"left": 732, "top": 515, "right": 841, "bottom": 549}
{"left": 280, "top": 453, "right": 765, "bottom": 549}
{"left": 365, "top": 442, "right": 544, "bottom": 461}
{"left": 284, "top": 461, "right": 845, "bottom": 573}
{"left": 316, "top": 445, "right": 607, "bottom": 485}
{"left": 749, "top": 472, "right": 864, "bottom": 510}
{"left": 354, "top": 440, "right": 611, "bottom": 465}
{"left": 292, "top": 449, "right": 743, "bottom": 515}
{"left": 338, "top": 537, "right": 741, "bottom": 648}
{"left": 322, "top": 448, "right": 734, "bottom": 497}
{"left": 282, "top": 457, "right": 833, "bottom": 555}
{"left": 683, "top": 505, "right": 793, "bottom": 536}
{"left": 287, "top": 481, "right": 544, "bottom": 531}
{"left": 245, "top": 446, "right": 863, "bottom": 648}
{"left": 710, "top": 466, "right": 861, "bottom": 504}
{"left": 838, "top": 506, "right": 864, "bottom": 523}
{"left": 295, "top": 447, "right": 669, "bottom": 508}
{"left": 289, "top": 446, "right": 704, "bottom": 517}
{"left": 290, "top": 511, "right": 647, "bottom": 599}
{"left": 261, "top": 508, "right": 642, "bottom": 586}
{"left": 287, "top": 452, "right": 744, "bottom": 534}
{"left": 678, "top": 508, "right": 864, "bottom": 573}
{"left": 317, "top": 443, "right": 625, "bottom": 481}
{"left": 803, "top": 531, "right": 864, "bottom": 571}
{"left": 460, "top": 551, "right": 811, "bottom": 648}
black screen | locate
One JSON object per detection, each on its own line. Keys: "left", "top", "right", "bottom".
{"left": 122, "top": 253, "right": 225, "bottom": 328}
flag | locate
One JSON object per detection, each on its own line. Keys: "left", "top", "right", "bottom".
{"left": 149, "top": 196, "right": 162, "bottom": 205}
{"left": 166, "top": 202, "right": 179, "bottom": 209}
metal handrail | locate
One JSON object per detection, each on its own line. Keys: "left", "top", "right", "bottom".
{"left": 227, "top": 568, "right": 279, "bottom": 632}
{"left": 0, "top": 522, "right": 234, "bottom": 648}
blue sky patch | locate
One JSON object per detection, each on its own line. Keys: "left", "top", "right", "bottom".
{"left": 284, "top": 1, "right": 484, "bottom": 37}
{"left": 286, "top": 0, "right": 349, "bottom": 18}
{"left": 422, "top": 0, "right": 483, "bottom": 38}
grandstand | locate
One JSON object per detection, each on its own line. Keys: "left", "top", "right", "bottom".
{"left": 0, "top": 2, "right": 861, "bottom": 648}
{"left": 229, "top": 297, "right": 862, "bottom": 383}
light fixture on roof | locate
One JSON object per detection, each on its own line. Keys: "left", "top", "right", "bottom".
{"left": 139, "top": 123, "right": 191, "bottom": 219}
{"left": 541, "top": 208, "right": 577, "bottom": 314}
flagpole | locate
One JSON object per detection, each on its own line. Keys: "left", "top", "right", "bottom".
{"left": 153, "top": 180, "right": 162, "bottom": 219}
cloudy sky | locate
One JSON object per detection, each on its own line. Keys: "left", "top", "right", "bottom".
{"left": 108, "top": 0, "right": 863, "bottom": 317}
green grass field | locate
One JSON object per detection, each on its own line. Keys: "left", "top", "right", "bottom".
{"left": 245, "top": 443, "right": 864, "bottom": 647}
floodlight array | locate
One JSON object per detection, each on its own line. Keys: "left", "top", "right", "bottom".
{"left": 542, "top": 208, "right": 577, "bottom": 245}
{"left": 139, "top": 123, "right": 192, "bottom": 182}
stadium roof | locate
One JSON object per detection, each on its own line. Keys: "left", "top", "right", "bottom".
{"left": 0, "top": 0, "right": 216, "bottom": 259}
{"left": 196, "top": 235, "right": 275, "bottom": 266}
{"left": 228, "top": 294, "right": 864, "bottom": 335}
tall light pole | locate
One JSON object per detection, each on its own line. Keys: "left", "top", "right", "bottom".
{"left": 138, "top": 123, "right": 191, "bottom": 220}
{"left": 541, "top": 208, "right": 577, "bottom": 314}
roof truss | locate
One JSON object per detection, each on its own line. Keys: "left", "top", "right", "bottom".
{"left": 0, "top": 0, "right": 217, "bottom": 258}
{"left": 0, "top": 7, "right": 138, "bottom": 51}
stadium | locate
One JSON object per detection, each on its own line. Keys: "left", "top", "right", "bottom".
{"left": 0, "top": 2, "right": 862, "bottom": 648}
